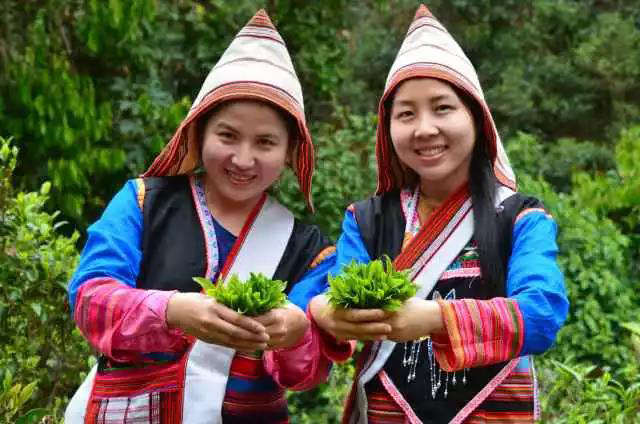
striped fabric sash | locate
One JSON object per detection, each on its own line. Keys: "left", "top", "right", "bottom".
{"left": 349, "top": 184, "right": 515, "bottom": 424}
{"left": 182, "top": 194, "right": 294, "bottom": 423}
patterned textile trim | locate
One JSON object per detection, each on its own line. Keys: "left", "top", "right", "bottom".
{"left": 465, "top": 370, "right": 535, "bottom": 424}
{"left": 515, "top": 208, "right": 552, "bottom": 224}
{"left": 440, "top": 242, "right": 481, "bottom": 280}
{"left": 440, "top": 266, "right": 481, "bottom": 281}
{"left": 222, "top": 351, "right": 288, "bottom": 422}
{"left": 341, "top": 342, "right": 375, "bottom": 424}
{"left": 394, "top": 183, "right": 470, "bottom": 271}
{"left": 531, "top": 357, "right": 541, "bottom": 420}
{"left": 191, "top": 175, "right": 220, "bottom": 280}
{"left": 432, "top": 298, "right": 524, "bottom": 372}
{"left": 378, "top": 371, "right": 422, "bottom": 424}
{"left": 91, "top": 360, "right": 184, "bottom": 399}
{"left": 86, "top": 391, "right": 183, "bottom": 424}
{"left": 86, "top": 355, "right": 186, "bottom": 424}
{"left": 309, "top": 246, "right": 336, "bottom": 269}
{"left": 135, "top": 178, "right": 145, "bottom": 211}
{"left": 236, "top": 22, "right": 285, "bottom": 45}
{"left": 450, "top": 358, "right": 520, "bottom": 424}
{"left": 365, "top": 377, "right": 407, "bottom": 424}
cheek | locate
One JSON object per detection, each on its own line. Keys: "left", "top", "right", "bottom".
{"left": 201, "top": 139, "right": 230, "bottom": 166}
{"left": 390, "top": 123, "right": 413, "bottom": 153}
{"left": 265, "top": 150, "right": 288, "bottom": 175}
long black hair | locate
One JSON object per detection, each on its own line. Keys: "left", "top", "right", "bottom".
{"left": 453, "top": 86, "right": 503, "bottom": 297}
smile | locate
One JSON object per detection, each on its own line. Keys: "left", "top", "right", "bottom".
{"left": 415, "top": 145, "right": 447, "bottom": 158}
{"left": 224, "top": 169, "right": 256, "bottom": 185}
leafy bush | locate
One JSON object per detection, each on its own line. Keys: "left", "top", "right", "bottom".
{"left": 538, "top": 358, "right": 640, "bottom": 423}
{"left": 0, "top": 137, "right": 91, "bottom": 420}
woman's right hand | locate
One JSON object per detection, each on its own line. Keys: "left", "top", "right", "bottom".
{"left": 166, "top": 292, "right": 269, "bottom": 352}
{"left": 309, "top": 294, "right": 392, "bottom": 342}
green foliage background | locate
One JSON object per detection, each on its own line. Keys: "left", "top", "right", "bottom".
{"left": 0, "top": 0, "right": 638, "bottom": 422}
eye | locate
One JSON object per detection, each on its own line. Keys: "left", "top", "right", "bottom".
{"left": 257, "top": 138, "right": 277, "bottom": 147}
{"left": 395, "top": 110, "right": 414, "bottom": 119}
{"left": 435, "top": 104, "right": 454, "bottom": 114}
{"left": 218, "top": 131, "right": 235, "bottom": 141}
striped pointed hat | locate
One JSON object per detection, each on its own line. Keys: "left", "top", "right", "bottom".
{"left": 376, "top": 4, "right": 516, "bottom": 194}
{"left": 144, "top": 9, "right": 315, "bottom": 210}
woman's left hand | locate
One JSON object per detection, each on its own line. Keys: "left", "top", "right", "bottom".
{"left": 255, "top": 303, "right": 309, "bottom": 350}
{"left": 384, "top": 298, "right": 444, "bottom": 342}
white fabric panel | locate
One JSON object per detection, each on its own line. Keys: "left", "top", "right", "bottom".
{"left": 64, "top": 365, "right": 97, "bottom": 423}
{"left": 181, "top": 195, "right": 294, "bottom": 423}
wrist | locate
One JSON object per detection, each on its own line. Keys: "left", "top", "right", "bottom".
{"left": 425, "top": 300, "right": 444, "bottom": 334}
{"left": 166, "top": 292, "right": 184, "bottom": 329}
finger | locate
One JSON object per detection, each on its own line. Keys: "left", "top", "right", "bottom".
{"left": 207, "top": 318, "right": 269, "bottom": 343}
{"left": 216, "top": 304, "right": 267, "bottom": 334}
{"left": 337, "top": 308, "right": 391, "bottom": 323}
{"left": 336, "top": 321, "right": 392, "bottom": 336}
{"left": 264, "top": 323, "right": 287, "bottom": 340}
{"left": 254, "top": 310, "right": 281, "bottom": 327}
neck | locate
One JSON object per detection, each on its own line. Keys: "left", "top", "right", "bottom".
{"left": 419, "top": 182, "right": 456, "bottom": 206}
{"left": 203, "top": 177, "right": 263, "bottom": 235}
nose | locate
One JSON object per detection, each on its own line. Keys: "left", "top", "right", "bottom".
{"left": 414, "top": 112, "right": 439, "bottom": 138}
{"left": 230, "top": 143, "right": 256, "bottom": 169}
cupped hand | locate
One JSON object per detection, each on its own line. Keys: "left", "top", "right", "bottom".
{"left": 166, "top": 292, "right": 269, "bottom": 352}
{"left": 383, "top": 298, "right": 444, "bottom": 342}
{"left": 254, "top": 303, "right": 308, "bottom": 350}
{"left": 309, "top": 294, "right": 392, "bottom": 342}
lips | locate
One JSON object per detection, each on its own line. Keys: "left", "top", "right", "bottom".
{"left": 224, "top": 168, "right": 256, "bottom": 185}
{"left": 415, "top": 145, "right": 447, "bottom": 158}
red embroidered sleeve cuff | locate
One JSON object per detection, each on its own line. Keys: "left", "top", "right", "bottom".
{"left": 431, "top": 298, "right": 524, "bottom": 372}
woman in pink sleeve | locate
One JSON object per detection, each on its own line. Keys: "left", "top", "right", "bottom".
{"left": 65, "top": 9, "right": 341, "bottom": 424}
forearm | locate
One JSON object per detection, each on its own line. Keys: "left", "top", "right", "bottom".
{"left": 74, "top": 278, "right": 189, "bottom": 362}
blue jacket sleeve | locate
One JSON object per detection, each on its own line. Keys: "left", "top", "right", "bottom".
{"left": 287, "top": 252, "right": 336, "bottom": 311}
{"left": 67, "top": 180, "right": 143, "bottom": 312}
{"left": 506, "top": 210, "right": 569, "bottom": 356}
{"left": 329, "top": 209, "right": 372, "bottom": 278}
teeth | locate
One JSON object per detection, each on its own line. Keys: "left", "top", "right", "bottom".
{"left": 417, "top": 146, "right": 446, "bottom": 156}
{"left": 225, "top": 169, "right": 254, "bottom": 183}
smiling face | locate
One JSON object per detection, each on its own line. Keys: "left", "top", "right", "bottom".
{"left": 389, "top": 77, "right": 476, "bottom": 197}
{"left": 200, "top": 100, "right": 290, "bottom": 209}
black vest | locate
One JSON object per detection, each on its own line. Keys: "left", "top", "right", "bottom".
{"left": 136, "top": 176, "right": 332, "bottom": 295}
{"left": 353, "top": 190, "right": 543, "bottom": 423}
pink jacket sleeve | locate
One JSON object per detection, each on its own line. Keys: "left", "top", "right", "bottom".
{"left": 74, "top": 277, "right": 190, "bottom": 363}
{"left": 263, "top": 309, "right": 356, "bottom": 390}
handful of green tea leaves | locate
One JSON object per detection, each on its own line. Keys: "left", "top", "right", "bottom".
{"left": 327, "top": 256, "right": 416, "bottom": 311}
{"left": 193, "top": 273, "right": 287, "bottom": 316}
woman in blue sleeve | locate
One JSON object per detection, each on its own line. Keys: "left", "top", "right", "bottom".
{"left": 309, "top": 4, "right": 569, "bottom": 423}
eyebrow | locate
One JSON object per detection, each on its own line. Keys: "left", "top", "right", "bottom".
{"left": 214, "top": 121, "right": 239, "bottom": 133}
{"left": 393, "top": 94, "right": 453, "bottom": 106}
{"left": 256, "top": 133, "right": 280, "bottom": 140}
